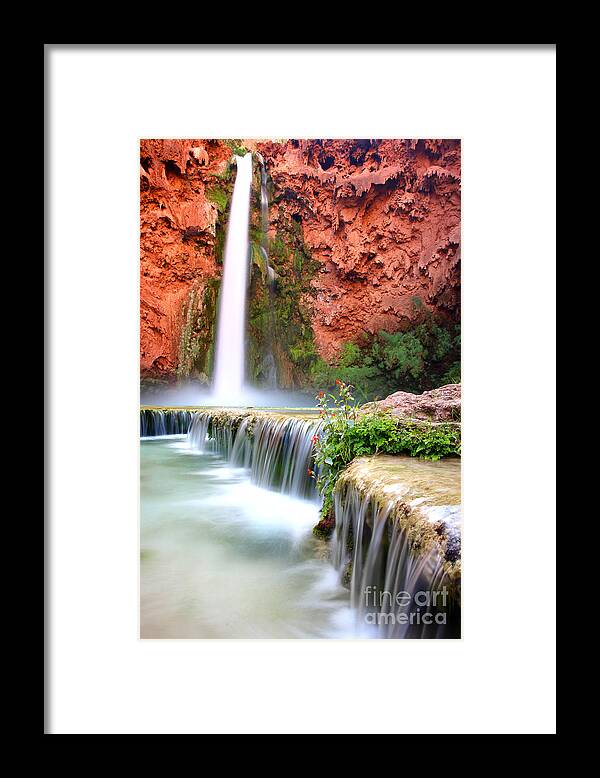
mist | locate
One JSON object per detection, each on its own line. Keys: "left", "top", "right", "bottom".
{"left": 140, "top": 381, "right": 316, "bottom": 409}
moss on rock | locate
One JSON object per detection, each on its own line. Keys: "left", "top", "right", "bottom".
{"left": 246, "top": 169, "right": 321, "bottom": 388}
{"left": 176, "top": 279, "right": 220, "bottom": 380}
{"left": 312, "top": 508, "right": 335, "bottom": 540}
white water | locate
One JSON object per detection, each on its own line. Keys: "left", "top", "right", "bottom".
{"left": 257, "top": 153, "right": 276, "bottom": 286}
{"left": 212, "top": 153, "right": 253, "bottom": 403}
{"left": 257, "top": 154, "right": 278, "bottom": 389}
{"left": 140, "top": 435, "right": 354, "bottom": 638}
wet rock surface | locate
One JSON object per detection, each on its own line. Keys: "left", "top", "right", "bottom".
{"left": 335, "top": 454, "right": 461, "bottom": 587}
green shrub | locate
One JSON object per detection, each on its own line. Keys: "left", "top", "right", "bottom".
{"left": 289, "top": 336, "right": 317, "bottom": 367}
{"left": 311, "top": 312, "right": 460, "bottom": 400}
{"left": 310, "top": 382, "right": 461, "bottom": 518}
{"left": 373, "top": 330, "right": 427, "bottom": 381}
{"left": 441, "top": 361, "right": 461, "bottom": 385}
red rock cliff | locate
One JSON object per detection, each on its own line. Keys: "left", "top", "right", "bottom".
{"left": 140, "top": 139, "right": 230, "bottom": 376}
{"left": 140, "top": 138, "right": 460, "bottom": 379}
{"left": 256, "top": 139, "right": 460, "bottom": 361}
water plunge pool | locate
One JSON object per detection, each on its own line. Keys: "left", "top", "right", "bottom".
{"left": 140, "top": 435, "right": 357, "bottom": 639}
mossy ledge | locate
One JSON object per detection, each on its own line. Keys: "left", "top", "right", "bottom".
{"left": 334, "top": 455, "right": 461, "bottom": 601}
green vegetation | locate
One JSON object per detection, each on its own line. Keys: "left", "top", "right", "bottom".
{"left": 205, "top": 154, "right": 459, "bottom": 402}
{"left": 440, "top": 360, "right": 461, "bottom": 385}
{"left": 311, "top": 313, "right": 460, "bottom": 401}
{"left": 239, "top": 162, "right": 460, "bottom": 398}
{"left": 250, "top": 241, "right": 270, "bottom": 282}
{"left": 206, "top": 186, "right": 229, "bottom": 213}
{"left": 213, "top": 190, "right": 234, "bottom": 266}
{"left": 289, "top": 336, "right": 318, "bottom": 369}
{"left": 206, "top": 168, "right": 235, "bottom": 266}
{"left": 224, "top": 139, "right": 248, "bottom": 157}
{"left": 310, "top": 382, "right": 461, "bottom": 522}
{"left": 176, "top": 280, "right": 220, "bottom": 380}
{"left": 247, "top": 213, "right": 320, "bottom": 386}
{"left": 212, "top": 160, "right": 234, "bottom": 182}
{"left": 268, "top": 219, "right": 320, "bottom": 373}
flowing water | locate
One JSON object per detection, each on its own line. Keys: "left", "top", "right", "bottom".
{"left": 256, "top": 154, "right": 277, "bottom": 388}
{"left": 212, "top": 153, "right": 253, "bottom": 403}
{"left": 188, "top": 411, "right": 321, "bottom": 499}
{"left": 140, "top": 435, "right": 353, "bottom": 638}
{"left": 140, "top": 408, "right": 195, "bottom": 437}
{"left": 257, "top": 154, "right": 275, "bottom": 286}
{"left": 140, "top": 410, "right": 461, "bottom": 639}
{"left": 140, "top": 148, "right": 461, "bottom": 639}
{"left": 332, "top": 460, "right": 461, "bottom": 639}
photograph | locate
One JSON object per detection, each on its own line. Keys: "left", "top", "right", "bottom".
{"left": 140, "top": 138, "right": 461, "bottom": 638}
{"left": 47, "top": 44, "right": 556, "bottom": 735}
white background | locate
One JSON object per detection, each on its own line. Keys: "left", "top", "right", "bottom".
{"left": 47, "top": 45, "right": 556, "bottom": 734}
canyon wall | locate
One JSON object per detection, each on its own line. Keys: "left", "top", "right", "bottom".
{"left": 140, "top": 138, "right": 460, "bottom": 384}
{"left": 140, "top": 139, "right": 231, "bottom": 378}
{"left": 256, "top": 139, "right": 460, "bottom": 362}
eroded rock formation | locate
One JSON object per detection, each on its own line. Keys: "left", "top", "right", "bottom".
{"left": 140, "top": 139, "right": 231, "bottom": 377}
{"left": 140, "top": 138, "right": 460, "bottom": 383}
{"left": 256, "top": 139, "right": 461, "bottom": 362}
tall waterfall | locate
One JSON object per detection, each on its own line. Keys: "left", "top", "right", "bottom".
{"left": 212, "top": 153, "right": 253, "bottom": 403}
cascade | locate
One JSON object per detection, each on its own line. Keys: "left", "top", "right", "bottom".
{"left": 140, "top": 409, "right": 195, "bottom": 437}
{"left": 142, "top": 408, "right": 462, "bottom": 638}
{"left": 188, "top": 411, "right": 321, "bottom": 499}
{"left": 331, "top": 469, "right": 461, "bottom": 639}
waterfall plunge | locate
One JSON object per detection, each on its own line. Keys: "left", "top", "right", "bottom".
{"left": 212, "top": 153, "right": 253, "bottom": 404}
